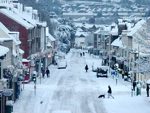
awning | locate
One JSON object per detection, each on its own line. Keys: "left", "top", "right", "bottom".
{"left": 46, "top": 42, "right": 52, "bottom": 47}
{"left": 22, "top": 58, "right": 30, "bottom": 62}
{"left": 0, "top": 45, "right": 9, "bottom": 57}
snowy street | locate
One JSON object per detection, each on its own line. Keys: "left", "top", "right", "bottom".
{"left": 13, "top": 49, "right": 150, "bottom": 113}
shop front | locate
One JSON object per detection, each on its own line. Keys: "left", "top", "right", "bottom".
{"left": 0, "top": 89, "right": 13, "bottom": 113}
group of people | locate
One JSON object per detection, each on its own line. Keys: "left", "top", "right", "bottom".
{"left": 32, "top": 67, "right": 50, "bottom": 80}
{"left": 80, "top": 52, "right": 85, "bottom": 57}
{"left": 41, "top": 67, "right": 50, "bottom": 78}
{"left": 84, "top": 64, "right": 114, "bottom": 99}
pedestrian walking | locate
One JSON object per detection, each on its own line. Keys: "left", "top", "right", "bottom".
{"left": 80, "top": 53, "right": 82, "bottom": 57}
{"left": 46, "top": 67, "right": 50, "bottom": 78}
{"left": 83, "top": 52, "right": 85, "bottom": 56}
{"left": 85, "top": 64, "right": 88, "bottom": 72}
{"left": 132, "top": 81, "right": 136, "bottom": 91}
{"left": 41, "top": 67, "right": 45, "bottom": 78}
{"left": 107, "top": 85, "right": 114, "bottom": 99}
{"left": 146, "top": 84, "right": 149, "bottom": 97}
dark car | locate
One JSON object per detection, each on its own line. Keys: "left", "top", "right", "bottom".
{"left": 96, "top": 66, "right": 109, "bottom": 78}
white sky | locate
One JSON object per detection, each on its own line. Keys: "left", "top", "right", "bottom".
{"left": 13, "top": 49, "right": 150, "bottom": 113}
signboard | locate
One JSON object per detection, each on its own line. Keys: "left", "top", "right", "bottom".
{"left": 111, "top": 70, "right": 116, "bottom": 76}
{"left": 3, "top": 89, "right": 13, "bottom": 97}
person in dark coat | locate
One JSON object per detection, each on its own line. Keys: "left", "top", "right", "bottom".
{"left": 146, "top": 84, "right": 149, "bottom": 97}
{"left": 80, "top": 53, "right": 82, "bottom": 57}
{"left": 41, "top": 67, "right": 45, "bottom": 78}
{"left": 133, "top": 81, "right": 136, "bottom": 91}
{"left": 85, "top": 64, "right": 88, "bottom": 72}
{"left": 46, "top": 68, "right": 50, "bottom": 78}
{"left": 107, "top": 85, "right": 114, "bottom": 99}
{"left": 83, "top": 52, "right": 85, "bottom": 56}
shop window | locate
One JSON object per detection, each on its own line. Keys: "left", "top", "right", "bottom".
{"left": 3, "top": 68, "right": 12, "bottom": 79}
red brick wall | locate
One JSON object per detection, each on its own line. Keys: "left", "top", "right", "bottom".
{"left": 0, "top": 12, "right": 29, "bottom": 58}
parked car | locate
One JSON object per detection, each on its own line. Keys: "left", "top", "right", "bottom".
{"left": 57, "top": 60, "right": 67, "bottom": 69}
{"left": 96, "top": 66, "right": 109, "bottom": 78}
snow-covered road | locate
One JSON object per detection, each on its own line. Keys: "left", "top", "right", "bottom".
{"left": 13, "top": 49, "right": 106, "bottom": 113}
{"left": 13, "top": 49, "right": 150, "bottom": 113}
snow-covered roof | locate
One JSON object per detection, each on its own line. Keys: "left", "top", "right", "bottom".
{"left": 128, "top": 20, "right": 146, "bottom": 36}
{"left": 0, "top": 45, "right": 9, "bottom": 57}
{"left": 75, "top": 31, "right": 88, "bottom": 37}
{"left": 12, "top": 6, "right": 38, "bottom": 27}
{"left": 0, "top": 38, "right": 12, "bottom": 42}
{"left": 73, "top": 17, "right": 88, "bottom": 22}
{"left": 94, "top": 26, "right": 110, "bottom": 34}
{"left": 9, "top": 32, "right": 21, "bottom": 45}
{"left": 111, "top": 37, "right": 126, "bottom": 48}
{"left": 0, "top": 22, "right": 9, "bottom": 33}
{"left": 111, "top": 26, "right": 118, "bottom": 36}
{"left": 127, "top": 19, "right": 150, "bottom": 55}
{"left": 63, "top": 12, "right": 97, "bottom": 16}
{"left": 0, "top": 22, "right": 21, "bottom": 45}
{"left": 0, "top": 23, "right": 11, "bottom": 38}
{"left": 0, "top": 9, "right": 34, "bottom": 29}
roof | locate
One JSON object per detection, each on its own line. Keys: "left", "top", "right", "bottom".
{"left": 111, "top": 26, "right": 118, "bottom": 36}
{"left": 128, "top": 20, "right": 146, "bottom": 36}
{"left": 0, "top": 45, "right": 9, "bottom": 57}
{"left": 111, "top": 37, "right": 126, "bottom": 49}
{"left": 0, "top": 23, "right": 21, "bottom": 45}
{"left": 75, "top": 31, "right": 88, "bottom": 37}
{"left": 94, "top": 26, "right": 110, "bottom": 35}
{"left": 128, "top": 19, "right": 150, "bottom": 55}
{"left": 0, "top": 22, "right": 9, "bottom": 33}
{"left": 63, "top": 12, "right": 97, "bottom": 16}
{"left": 0, "top": 38, "right": 13, "bottom": 42}
{"left": 0, "top": 9, "right": 34, "bottom": 29}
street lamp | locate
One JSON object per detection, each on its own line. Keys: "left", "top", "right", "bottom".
{"left": 108, "top": 34, "right": 111, "bottom": 75}
{"left": 32, "top": 73, "right": 36, "bottom": 95}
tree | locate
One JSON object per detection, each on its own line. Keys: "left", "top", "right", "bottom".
{"left": 89, "top": 17, "right": 95, "bottom": 24}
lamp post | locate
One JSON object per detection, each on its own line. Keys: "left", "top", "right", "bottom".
{"left": 108, "top": 34, "right": 111, "bottom": 75}
{"left": 38, "top": 56, "right": 42, "bottom": 84}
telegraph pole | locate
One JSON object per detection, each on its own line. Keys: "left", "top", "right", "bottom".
{"left": 108, "top": 34, "right": 111, "bottom": 75}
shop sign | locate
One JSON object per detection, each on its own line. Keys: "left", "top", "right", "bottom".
{"left": 3, "top": 89, "right": 13, "bottom": 97}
